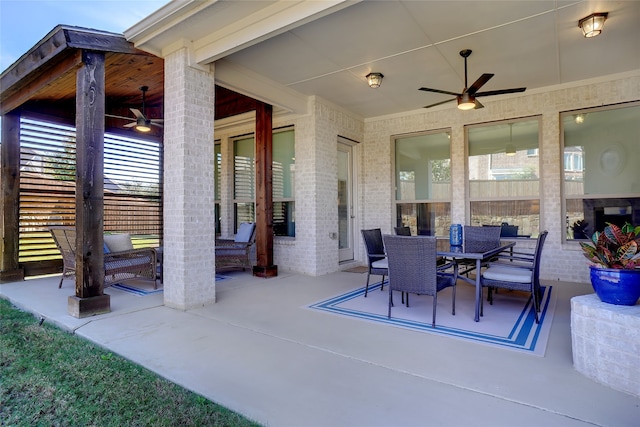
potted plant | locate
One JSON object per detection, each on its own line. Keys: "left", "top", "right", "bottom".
{"left": 580, "top": 222, "right": 640, "bottom": 305}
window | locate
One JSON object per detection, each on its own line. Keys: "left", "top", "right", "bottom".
{"left": 17, "top": 117, "right": 162, "bottom": 275}
{"left": 233, "top": 128, "right": 295, "bottom": 236}
{"left": 214, "top": 141, "right": 221, "bottom": 235}
{"left": 467, "top": 118, "right": 540, "bottom": 237}
{"left": 562, "top": 103, "right": 640, "bottom": 240}
{"left": 394, "top": 130, "right": 451, "bottom": 236}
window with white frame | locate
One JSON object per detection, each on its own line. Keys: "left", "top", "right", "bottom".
{"left": 233, "top": 128, "right": 295, "bottom": 236}
{"left": 214, "top": 141, "right": 221, "bottom": 235}
{"left": 467, "top": 118, "right": 541, "bottom": 237}
{"left": 394, "top": 130, "right": 451, "bottom": 236}
{"left": 562, "top": 103, "right": 640, "bottom": 240}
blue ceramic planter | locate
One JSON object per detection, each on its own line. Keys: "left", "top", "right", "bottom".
{"left": 590, "top": 266, "right": 640, "bottom": 306}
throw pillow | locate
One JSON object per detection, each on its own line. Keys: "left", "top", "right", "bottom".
{"left": 104, "top": 234, "right": 133, "bottom": 252}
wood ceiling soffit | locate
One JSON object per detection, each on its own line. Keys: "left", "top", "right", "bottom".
{"left": 0, "top": 51, "right": 82, "bottom": 115}
{"left": 215, "top": 86, "right": 258, "bottom": 120}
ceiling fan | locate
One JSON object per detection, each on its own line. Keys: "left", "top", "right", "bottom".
{"left": 419, "top": 49, "right": 526, "bottom": 110}
{"left": 106, "top": 86, "right": 163, "bottom": 132}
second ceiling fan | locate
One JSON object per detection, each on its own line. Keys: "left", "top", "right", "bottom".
{"left": 107, "top": 86, "right": 163, "bottom": 132}
{"left": 420, "top": 49, "right": 526, "bottom": 110}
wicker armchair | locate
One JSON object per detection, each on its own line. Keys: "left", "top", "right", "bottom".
{"left": 383, "top": 235, "right": 458, "bottom": 327}
{"left": 215, "top": 222, "right": 256, "bottom": 271}
{"left": 49, "top": 226, "right": 158, "bottom": 289}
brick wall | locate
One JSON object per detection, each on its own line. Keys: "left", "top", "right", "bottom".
{"left": 572, "top": 294, "right": 640, "bottom": 397}
{"left": 163, "top": 49, "right": 216, "bottom": 309}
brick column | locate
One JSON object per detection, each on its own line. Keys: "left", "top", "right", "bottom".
{"left": 163, "top": 49, "right": 216, "bottom": 309}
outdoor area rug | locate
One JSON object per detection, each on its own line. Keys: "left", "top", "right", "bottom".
{"left": 308, "top": 281, "right": 556, "bottom": 356}
{"left": 111, "top": 281, "right": 163, "bottom": 296}
{"left": 111, "top": 274, "right": 231, "bottom": 296}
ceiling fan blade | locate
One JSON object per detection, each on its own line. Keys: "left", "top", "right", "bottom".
{"left": 130, "top": 108, "right": 145, "bottom": 120}
{"left": 105, "top": 113, "right": 131, "bottom": 121}
{"left": 475, "top": 87, "right": 526, "bottom": 97}
{"left": 467, "top": 73, "right": 494, "bottom": 95}
{"left": 150, "top": 118, "right": 164, "bottom": 124}
{"left": 419, "top": 87, "right": 460, "bottom": 97}
{"left": 123, "top": 122, "right": 137, "bottom": 128}
{"left": 474, "top": 99, "right": 484, "bottom": 109}
{"left": 150, "top": 122, "right": 164, "bottom": 128}
{"left": 423, "top": 98, "right": 457, "bottom": 109}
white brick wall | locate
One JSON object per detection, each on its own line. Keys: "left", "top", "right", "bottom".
{"left": 363, "top": 73, "right": 640, "bottom": 284}
{"left": 205, "top": 73, "right": 638, "bottom": 282}
{"left": 163, "top": 49, "right": 216, "bottom": 309}
{"left": 571, "top": 294, "right": 640, "bottom": 398}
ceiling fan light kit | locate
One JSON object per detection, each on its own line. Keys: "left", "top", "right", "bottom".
{"left": 420, "top": 49, "right": 526, "bottom": 111}
{"left": 579, "top": 12, "right": 608, "bottom": 38}
{"left": 135, "top": 117, "right": 152, "bottom": 133}
{"left": 457, "top": 93, "right": 476, "bottom": 110}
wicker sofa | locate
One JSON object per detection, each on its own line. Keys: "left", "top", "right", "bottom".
{"left": 50, "top": 226, "right": 158, "bottom": 289}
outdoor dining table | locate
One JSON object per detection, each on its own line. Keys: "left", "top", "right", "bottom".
{"left": 437, "top": 242, "right": 516, "bottom": 322}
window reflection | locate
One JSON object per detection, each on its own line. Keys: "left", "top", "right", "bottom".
{"left": 563, "top": 103, "right": 640, "bottom": 240}
{"left": 394, "top": 130, "right": 451, "bottom": 236}
{"left": 467, "top": 118, "right": 541, "bottom": 236}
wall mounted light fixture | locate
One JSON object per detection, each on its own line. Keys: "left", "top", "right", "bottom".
{"left": 579, "top": 12, "right": 608, "bottom": 38}
{"left": 366, "top": 72, "right": 384, "bottom": 88}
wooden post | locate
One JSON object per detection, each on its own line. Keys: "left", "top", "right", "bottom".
{"left": 252, "top": 102, "right": 277, "bottom": 277}
{"left": 0, "top": 111, "right": 24, "bottom": 282}
{"left": 68, "top": 50, "right": 109, "bottom": 317}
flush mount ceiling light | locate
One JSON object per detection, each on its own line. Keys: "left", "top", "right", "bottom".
{"left": 366, "top": 72, "right": 384, "bottom": 88}
{"left": 579, "top": 12, "right": 608, "bottom": 38}
{"left": 574, "top": 114, "right": 586, "bottom": 124}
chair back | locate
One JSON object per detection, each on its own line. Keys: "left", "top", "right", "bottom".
{"left": 361, "top": 229, "right": 385, "bottom": 265}
{"left": 49, "top": 226, "right": 77, "bottom": 271}
{"left": 235, "top": 222, "right": 256, "bottom": 243}
{"left": 464, "top": 225, "right": 501, "bottom": 253}
{"left": 383, "top": 235, "right": 438, "bottom": 295}
{"left": 532, "top": 230, "right": 548, "bottom": 287}
{"left": 394, "top": 226, "right": 411, "bottom": 236}
{"left": 500, "top": 223, "right": 519, "bottom": 237}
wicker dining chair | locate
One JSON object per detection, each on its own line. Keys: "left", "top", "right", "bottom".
{"left": 393, "top": 226, "right": 411, "bottom": 236}
{"left": 480, "top": 230, "right": 548, "bottom": 323}
{"left": 383, "top": 234, "right": 458, "bottom": 327}
{"left": 361, "top": 228, "right": 388, "bottom": 297}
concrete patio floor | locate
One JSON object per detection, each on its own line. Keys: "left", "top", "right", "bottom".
{"left": 1, "top": 270, "right": 639, "bottom": 426}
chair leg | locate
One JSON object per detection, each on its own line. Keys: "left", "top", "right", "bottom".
{"left": 480, "top": 288, "right": 484, "bottom": 317}
{"left": 365, "top": 272, "right": 371, "bottom": 297}
{"left": 388, "top": 288, "right": 393, "bottom": 319}
{"left": 58, "top": 276, "right": 63, "bottom": 289}
{"left": 380, "top": 275, "right": 385, "bottom": 291}
{"left": 432, "top": 295, "right": 437, "bottom": 327}
{"left": 405, "top": 293, "right": 409, "bottom": 307}
{"left": 451, "top": 285, "right": 456, "bottom": 316}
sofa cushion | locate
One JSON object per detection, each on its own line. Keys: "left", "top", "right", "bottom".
{"left": 104, "top": 234, "right": 133, "bottom": 252}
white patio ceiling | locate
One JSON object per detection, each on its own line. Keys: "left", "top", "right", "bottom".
{"left": 127, "top": 0, "right": 640, "bottom": 119}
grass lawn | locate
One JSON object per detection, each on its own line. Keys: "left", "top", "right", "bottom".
{"left": 0, "top": 298, "right": 261, "bottom": 426}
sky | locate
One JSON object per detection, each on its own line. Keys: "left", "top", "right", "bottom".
{"left": 0, "top": 0, "right": 170, "bottom": 72}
